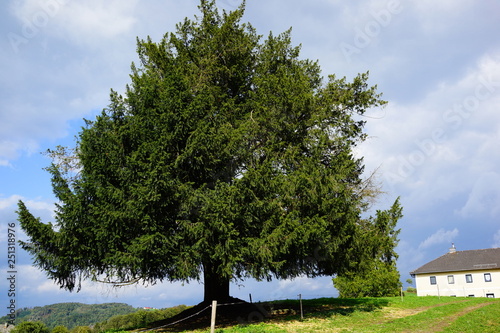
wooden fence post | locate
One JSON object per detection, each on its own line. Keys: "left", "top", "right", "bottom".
{"left": 210, "top": 300, "right": 217, "bottom": 333}
{"left": 299, "top": 294, "right": 303, "bottom": 320}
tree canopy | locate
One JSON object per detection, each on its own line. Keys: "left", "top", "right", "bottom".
{"left": 18, "top": 0, "right": 400, "bottom": 303}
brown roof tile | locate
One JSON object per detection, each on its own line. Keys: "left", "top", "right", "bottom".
{"left": 410, "top": 248, "right": 500, "bottom": 275}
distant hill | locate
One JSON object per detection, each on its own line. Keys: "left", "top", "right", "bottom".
{"left": 0, "top": 303, "right": 137, "bottom": 329}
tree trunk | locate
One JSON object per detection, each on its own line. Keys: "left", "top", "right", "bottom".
{"left": 203, "top": 264, "right": 231, "bottom": 304}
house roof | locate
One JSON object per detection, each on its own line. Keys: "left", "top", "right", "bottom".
{"left": 410, "top": 247, "right": 500, "bottom": 276}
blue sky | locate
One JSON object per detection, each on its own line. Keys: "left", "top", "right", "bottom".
{"left": 1, "top": 0, "right": 500, "bottom": 309}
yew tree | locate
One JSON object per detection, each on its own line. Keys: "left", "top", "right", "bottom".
{"left": 18, "top": 0, "right": 399, "bottom": 304}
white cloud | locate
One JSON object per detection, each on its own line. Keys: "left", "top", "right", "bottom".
{"left": 0, "top": 194, "right": 23, "bottom": 210}
{"left": 396, "top": 239, "right": 426, "bottom": 278}
{"left": 55, "top": 1, "right": 138, "bottom": 47}
{"left": 493, "top": 230, "right": 500, "bottom": 248}
{"left": 0, "top": 194, "right": 55, "bottom": 217}
{"left": 0, "top": 141, "right": 24, "bottom": 166}
{"left": 458, "top": 172, "right": 500, "bottom": 219}
{"left": 0, "top": 195, "right": 56, "bottom": 244}
{"left": 358, "top": 51, "right": 500, "bottom": 220}
{"left": 9, "top": 0, "right": 139, "bottom": 46}
{"left": 274, "top": 276, "right": 336, "bottom": 300}
{"left": 410, "top": 0, "right": 475, "bottom": 35}
{"left": 1, "top": 1, "right": 202, "bottom": 167}
{"left": 419, "top": 228, "right": 459, "bottom": 250}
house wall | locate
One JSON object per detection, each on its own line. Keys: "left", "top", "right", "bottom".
{"left": 415, "top": 269, "right": 500, "bottom": 297}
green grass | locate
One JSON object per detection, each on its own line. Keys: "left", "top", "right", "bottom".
{"left": 176, "top": 294, "right": 500, "bottom": 332}
{"left": 442, "top": 301, "right": 500, "bottom": 333}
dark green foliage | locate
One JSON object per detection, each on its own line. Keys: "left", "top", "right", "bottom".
{"left": 18, "top": 0, "right": 399, "bottom": 302}
{"left": 0, "top": 303, "right": 136, "bottom": 330}
{"left": 333, "top": 262, "right": 402, "bottom": 298}
{"left": 333, "top": 199, "right": 403, "bottom": 298}
{"left": 12, "top": 322, "right": 50, "bottom": 333}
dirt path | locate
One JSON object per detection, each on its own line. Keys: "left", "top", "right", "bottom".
{"left": 385, "top": 300, "right": 470, "bottom": 321}
{"left": 426, "top": 301, "right": 494, "bottom": 332}
{"left": 397, "top": 301, "right": 495, "bottom": 333}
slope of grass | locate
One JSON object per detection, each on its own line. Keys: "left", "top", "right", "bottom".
{"left": 443, "top": 301, "right": 500, "bottom": 333}
{"left": 163, "top": 294, "right": 500, "bottom": 332}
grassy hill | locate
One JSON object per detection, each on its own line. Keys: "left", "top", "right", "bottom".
{"left": 0, "top": 303, "right": 136, "bottom": 329}
{"left": 140, "top": 294, "right": 500, "bottom": 332}
{"left": 4, "top": 295, "right": 499, "bottom": 332}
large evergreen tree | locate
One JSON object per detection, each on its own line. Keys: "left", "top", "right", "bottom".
{"left": 18, "top": 0, "right": 399, "bottom": 304}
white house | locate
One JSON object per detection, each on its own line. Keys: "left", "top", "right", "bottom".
{"left": 410, "top": 245, "right": 500, "bottom": 298}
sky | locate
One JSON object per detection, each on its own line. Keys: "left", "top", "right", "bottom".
{"left": 1, "top": 0, "right": 500, "bottom": 310}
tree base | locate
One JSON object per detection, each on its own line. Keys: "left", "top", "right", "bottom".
{"left": 145, "top": 297, "right": 272, "bottom": 331}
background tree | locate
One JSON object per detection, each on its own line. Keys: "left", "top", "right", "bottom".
{"left": 333, "top": 199, "right": 403, "bottom": 298}
{"left": 406, "top": 277, "right": 416, "bottom": 293}
{"left": 0, "top": 303, "right": 136, "bottom": 330}
{"left": 18, "top": 0, "right": 400, "bottom": 304}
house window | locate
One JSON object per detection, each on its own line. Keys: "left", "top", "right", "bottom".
{"left": 430, "top": 276, "right": 436, "bottom": 285}
{"left": 448, "top": 275, "right": 455, "bottom": 284}
{"left": 486, "top": 293, "right": 495, "bottom": 298}
{"left": 468, "top": 295, "right": 475, "bottom": 297}
{"left": 485, "top": 273, "right": 492, "bottom": 282}
{"left": 465, "top": 274, "right": 473, "bottom": 283}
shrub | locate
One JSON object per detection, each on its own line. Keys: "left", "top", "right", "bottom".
{"left": 12, "top": 322, "right": 50, "bottom": 333}
{"left": 333, "top": 263, "right": 402, "bottom": 298}
{"left": 51, "top": 326, "right": 69, "bottom": 333}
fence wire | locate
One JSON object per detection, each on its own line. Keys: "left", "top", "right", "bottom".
{"left": 137, "top": 304, "right": 211, "bottom": 332}
{"left": 136, "top": 293, "right": 337, "bottom": 331}
{"left": 137, "top": 300, "right": 248, "bottom": 331}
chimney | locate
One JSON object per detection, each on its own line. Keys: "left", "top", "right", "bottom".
{"left": 449, "top": 243, "right": 456, "bottom": 253}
